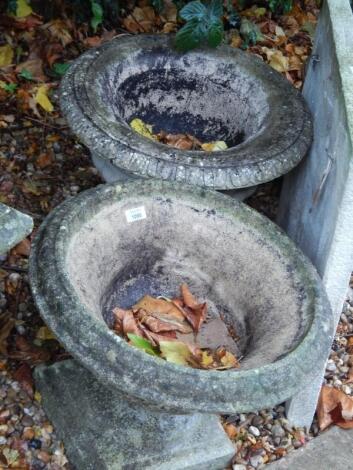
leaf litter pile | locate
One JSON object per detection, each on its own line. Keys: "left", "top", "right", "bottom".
{"left": 130, "top": 118, "right": 228, "bottom": 152}
{"left": 111, "top": 283, "right": 240, "bottom": 370}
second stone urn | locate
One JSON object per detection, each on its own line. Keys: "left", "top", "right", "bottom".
{"left": 30, "top": 181, "right": 332, "bottom": 470}
{"left": 60, "top": 34, "right": 312, "bottom": 197}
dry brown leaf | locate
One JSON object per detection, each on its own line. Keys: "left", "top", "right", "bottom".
{"left": 0, "top": 314, "right": 15, "bottom": 355}
{"left": 43, "top": 20, "right": 73, "bottom": 46}
{"left": 11, "top": 238, "right": 31, "bottom": 257}
{"left": 36, "top": 152, "right": 54, "bottom": 169}
{"left": 182, "top": 303, "right": 207, "bottom": 333}
{"left": 122, "top": 310, "right": 143, "bottom": 337}
{"left": 224, "top": 423, "right": 238, "bottom": 439}
{"left": 317, "top": 385, "right": 353, "bottom": 430}
{"left": 16, "top": 56, "right": 46, "bottom": 82}
{"left": 180, "top": 283, "right": 199, "bottom": 309}
{"left": 9, "top": 336, "right": 51, "bottom": 364}
{"left": 13, "top": 363, "right": 34, "bottom": 398}
{"left": 133, "top": 295, "right": 185, "bottom": 321}
{"left": 138, "top": 310, "right": 193, "bottom": 334}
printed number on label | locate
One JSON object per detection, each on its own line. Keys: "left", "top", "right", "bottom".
{"left": 125, "top": 206, "right": 147, "bottom": 223}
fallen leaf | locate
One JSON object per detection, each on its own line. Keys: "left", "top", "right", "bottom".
{"left": 160, "top": 340, "right": 192, "bottom": 366}
{"left": 138, "top": 309, "right": 193, "bottom": 334}
{"left": 130, "top": 118, "right": 156, "bottom": 140}
{"left": 317, "top": 385, "right": 353, "bottom": 430}
{"left": 122, "top": 310, "right": 144, "bottom": 337}
{"left": 219, "top": 350, "right": 239, "bottom": 369}
{"left": 15, "top": 0, "right": 33, "bottom": 17}
{"left": 0, "top": 45, "right": 14, "bottom": 68}
{"left": 16, "top": 57, "right": 46, "bottom": 82}
{"left": 12, "top": 238, "right": 31, "bottom": 257}
{"left": 13, "top": 363, "right": 34, "bottom": 398}
{"left": 127, "top": 333, "right": 159, "bottom": 356}
{"left": 0, "top": 314, "right": 15, "bottom": 355}
{"left": 201, "top": 350, "right": 214, "bottom": 367}
{"left": 224, "top": 423, "right": 238, "bottom": 439}
{"left": 36, "top": 326, "right": 56, "bottom": 341}
{"left": 201, "top": 141, "right": 228, "bottom": 152}
{"left": 36, "top": 152, "right": 54, "bottom": 168}
{"left": 262, "top": 47, "right": 289, "bottom": 73}
{"left": 133, "top": 295, "right": 185, "bottom": 321}
{"left": 43, "top": 20, "right": 73, "bottom": 47}
{"left": 180, "top": 283, "right": 199, "bottom": 309}
{"left": 35, "top": 85, "right": 54, "bottom": 112}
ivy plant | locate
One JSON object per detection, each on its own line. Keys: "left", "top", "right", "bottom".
{"left": 175, "top": 0, "right": 224, "bottom": 51}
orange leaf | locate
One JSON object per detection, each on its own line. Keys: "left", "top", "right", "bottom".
{"left": 12, "top": 238, "right": 31, "bottom": 257}
{"left": 317, "top": 385, "right": 353, "bottom": 430}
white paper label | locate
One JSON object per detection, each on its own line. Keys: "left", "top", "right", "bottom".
{"left": 125, "top": 206, "right": 147, "bottom": 223}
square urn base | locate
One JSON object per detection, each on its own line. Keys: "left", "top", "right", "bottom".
{"left": 34, "top": 360, "right": 234, "bottom": 470}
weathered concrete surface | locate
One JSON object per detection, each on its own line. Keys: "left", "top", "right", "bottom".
{"left": 267, "top": 426, "right": 353, "bottom": 469}
{"left": 35, "top": 360, "right": 235, "bottom": 470}
{"left": 278, "top": 0, "right": 353, "bottom": 427}
{"left": 29, "top": 180, "right": 332, "bottom": 415}
{"left": 61, "top": 34, "right": 312, "bottom": 191}
{"left": 0, "top": 203, "right": 33, "bottom": 255}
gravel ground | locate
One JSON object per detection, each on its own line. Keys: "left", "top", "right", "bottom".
{"left": 0, "top": 121, "right": 352, "bottom": 468}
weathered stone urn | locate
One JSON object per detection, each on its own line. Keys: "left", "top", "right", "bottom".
{"left": 30, "top": 181, "right": 332, "bottom": 469}
{"left": 60, "top": 35, "right": 312, "bottom": 197}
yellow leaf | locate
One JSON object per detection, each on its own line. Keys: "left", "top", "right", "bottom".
{"left": 34, "top": 391, "right": 42, "bottom": 403}
{"left": 254, "top": 7, "right": 267, "bottom": 17}
{"left": 0, "top": 45, "right": 14, "bottom": 68}
{"left": 130, "top": 118, "right": 156, "bottom": 141}
{"left": 36, "top": 326, "right": 56, "bottom": 341}
{"left": 262, "top": 48, "right": 289, "bottom": 73}
{"left": 201, "top": 141, "right": 228, "bottom": 152}
{"left": 220, "top": 351, "right": 239, "bottom": 369}
{"left": 201, "top": 350, "right": 214, "bottom": 368}
{"left": 16, "top": 0, "right": 33, "bottom": 18}
{"left": 35, "top": 85, "right": 54, "bottom": 113}
{"left": 159, "top": 341, "right": 192, "bottom": 366}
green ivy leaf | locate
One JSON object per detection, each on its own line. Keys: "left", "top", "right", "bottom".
{"left": 179, "top": 0, "right": 207, "bottom": 21}
{"left": 207, "top": 20, "right": 223, "bottom": 47}
{"left": 176, "top": 0, "right": 224, "bottom": 51}
{"left": 90, "top": 0, "right": 104, "bottom": 32}
{"left": 127, "top": 334, "right": 160, "bottom": 356}
{"left": 19, "top": 69, "right": 33, "bottom": 81}
{"left": 52, "top": 62, "right": 71, "bottom": 77}
{"left": 2, "top": 83, "right": 17, "bottom": 93}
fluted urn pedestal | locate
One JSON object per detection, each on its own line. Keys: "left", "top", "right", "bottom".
{"left": 30, "top": 181, "right": 332, "bottom": 469}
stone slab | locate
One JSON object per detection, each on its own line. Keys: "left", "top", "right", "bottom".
{"left": 267, "top": 426, "right": 353, "bottom": 470}
{"left": 279, "top": 0, "right": 353, "bottom": 427}
{"left": 0, "top": 203, "right": 33, "bottom": 255}
{"left": 34, "top": 360, "right": 235, "bottom": 470}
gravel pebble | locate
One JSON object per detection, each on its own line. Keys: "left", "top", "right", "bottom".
{"left": 249, "top": 426, "right": 260, "bottom": 437}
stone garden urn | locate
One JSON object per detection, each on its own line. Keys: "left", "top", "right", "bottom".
{"left": 60, "top": 35, "right": 312, "bottom": 199}
{"left": 30, "top": 180, "right": 332, "bottom": 470}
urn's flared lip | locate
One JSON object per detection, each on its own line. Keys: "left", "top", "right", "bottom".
{"left": 29, "top": 181, "right": 332, "bottom": 414}
{"left": 60, "top": 34, "right": 313, "bottom": 190}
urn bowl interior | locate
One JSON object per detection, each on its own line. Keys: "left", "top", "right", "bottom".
{"left": 95, "top": 48, "right": 270, "bottom": 149}
{"left": 65, "top": 188, "right": 309, "bottom": 371}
